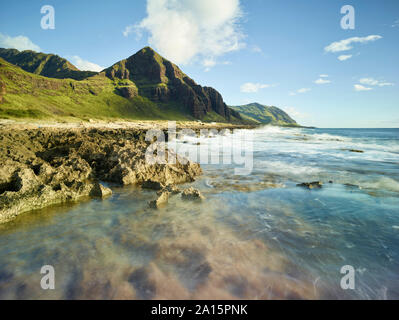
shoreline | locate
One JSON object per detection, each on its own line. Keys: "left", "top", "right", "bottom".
{"left": 0, "top": 119, "right": 257, "bottom": 131}
{"left": 1, "top": 122, "right": 230, "bottom": 223}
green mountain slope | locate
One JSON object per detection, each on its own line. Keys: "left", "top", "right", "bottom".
{"left": 230, "top": 103, "right": 298, "bottom": 126}
{"left": 0, "top": 57, "right": 192, "bottom": 121}
{"left": 0, "top": 48, "right": 98, "bottom": 80}
{"left": 0, "top": 47, "right": 247, "bottom": 123}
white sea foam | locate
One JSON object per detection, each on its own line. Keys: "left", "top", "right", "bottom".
{"left": 359, "top": 177, "right": 399, "bottom": 193}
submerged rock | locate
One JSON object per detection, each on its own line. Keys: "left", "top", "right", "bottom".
{"left": 297, "top": 181, "right": 323, "bottom": 189}
{"left": 149, "top": 191, "right": 170, "bottom": 209}
{"left": 349, "top": 149, "right": 364, "bottom": 153}
{"left": 181, "top": 187, "right": 205, "bottom": 201}
{"left": 157, "top": 184, "right": 181, "bottom": 195}
{"left": 341, "top": 148, "right": 364, "bottom": 153}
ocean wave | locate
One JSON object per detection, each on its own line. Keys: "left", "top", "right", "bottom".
{"left": 359, "top": 177, "right": 399, "bottom": 193}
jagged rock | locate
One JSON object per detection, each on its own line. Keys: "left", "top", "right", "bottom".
{"left": 297, "top": 181, "right": 323, "bottom": 189}
{"left": 0, "top": 127, "right": 202, "bottom": 223}
{"left": 181, "top": 187, "right": 205, "bottom": 201}
{"left": 157, "top": 184, "right": 181, "bottom": 196}
{"left": 149, "top": 191, "right": 170, "bottom": 209}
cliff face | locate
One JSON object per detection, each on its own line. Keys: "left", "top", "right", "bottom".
{"left": 105, "top": 47, "right": 241, "bottom": 121}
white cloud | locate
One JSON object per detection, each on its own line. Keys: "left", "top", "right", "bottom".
{"left": 124, "top": 0, "right": 245, "bottom": 68}
{"left": 314, "top": 78, "right": 331, "bottom": 85}
{"left": 69, "top": 56, "right": 105, "bottom": 72}
{"left": 359, "top": 78, "right": 394, "bottom": 87}
{"left": 289, "top": 88, "right": 311, "bottom": 96}
{"left": 252, "top": 45, "right": 262, "bottom": 53}
{"left": 338, "top": 54, "right": 352, "bottom": 61}
{"left": 297, "top": 88, "right": 311, "bottom": 93}
{"left": 354, "top": 84, "right": 373, "bottom": 91}
{"left": 320, "top": 74, "right": 329, "bottom": 78}
{"left": 324, "top": 35, "right": 382, "bottom": 53}
{"left": 392, "top": 19, "right": 399, "bottom": 27}
{"left": 240, "top": 82, "right": 272, "bottom": 93}
{"left": 0, "top": 33, "right": 41, "bottom": 52}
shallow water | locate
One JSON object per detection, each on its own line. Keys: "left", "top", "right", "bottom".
{"left": 0, "top": 127, "right": 398, "bottom": 299}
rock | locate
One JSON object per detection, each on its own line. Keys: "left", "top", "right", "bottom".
{"left": 341, "top": 149, "right": 364, "bottom": 153}
{"left": 297, "top": 181, "right": 323, "bottom": 189}
{"left": 181, "top": 187, "right": 205, "bottom": 201}
{"left": 117, "top": 86, "right": 138, "bottom": 99}
{"left": 89, "top": 182, "right": 112, "bottom": 198}
{"left": 349, "top": 149, "right": 364, "bottom": 153}
{"left": 0, "top": 127, "right": 203, "bottom": 223}
{"left": 158, "top": 184, "right": 181, "bottom": 195}
{"left": 149, "top": 191, "right": 169, "bottom": 209}
{"left": 142, "top": 180, "right": 165, "bottom": 191}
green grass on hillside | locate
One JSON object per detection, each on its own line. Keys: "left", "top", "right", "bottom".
{"left": 0, "top": 58, "right": 194, "bottom": 122}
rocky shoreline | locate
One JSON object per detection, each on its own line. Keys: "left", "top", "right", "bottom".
{"left": 0, "top": 122, "right": 205, "bottom": 222}
{"left": 0, "top": 121, "right": 254, "bottom": 223}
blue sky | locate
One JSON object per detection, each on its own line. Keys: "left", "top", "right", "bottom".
{"left": 0, "top": 0, "right": 398, "bottom": 127}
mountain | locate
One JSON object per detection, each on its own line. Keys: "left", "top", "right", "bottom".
{"left": 230, "top": 103, "right": 298, "bottom": 126}
{"left": 0, "top": 47, "right": 244, "bottom": 123}
{"left": 0, "top": 48, "right": 97, "bottom": 80}
{"left": 104, "top": 47, "right": 242, "bottom": 122}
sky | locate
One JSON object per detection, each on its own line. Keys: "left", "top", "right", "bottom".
{"left": 0, "top": 0, "right": 398, "bottom": 128}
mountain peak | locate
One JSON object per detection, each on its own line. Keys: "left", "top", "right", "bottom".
{"left": 104, "top": 47, "right": 241, "bottom": 121}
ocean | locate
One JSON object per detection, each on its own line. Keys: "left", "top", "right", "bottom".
{"left": 0, "top": 127, "right": 398, "bottom": 299}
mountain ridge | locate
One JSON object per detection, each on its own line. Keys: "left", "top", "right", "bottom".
{"left": 0, "top": 47, "right": 297, "bottom": 126}
{"left": 230, "top": 103, "right": 298, "bottom": 126}
{"left": 0, "top": 48, "right": 97, "bottom": 80}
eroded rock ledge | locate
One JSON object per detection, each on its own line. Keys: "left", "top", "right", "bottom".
{"left": 0, "top": 127, "right": 202, "bottom": 223}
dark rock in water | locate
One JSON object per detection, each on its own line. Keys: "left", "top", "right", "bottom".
{"left": 341, "top": 148, "right": 364, "bottom": 153}
{"left": 157, "top": 184, "right": 181, "bottom": 195}
{"left": 329, "top": 181, "right": 333, "bottom": 184}
{"left": 181, "top": 187, "right": 205, "bottom": 200}
{"left": 349, "top": 149, "right": 364, "bottom": 153}
{"left": 149, "top": 191, "right": 170, "bottom": 209}
{"left": 89, "top": 182, "right": 112, "bottom": 198}
{"left": 142, "top": 180, "right": 165, "bottom": 191}
{"left": 297, "top": 181, "right": 323, "bottom": 189}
